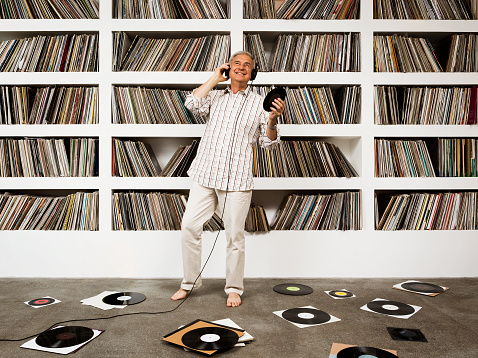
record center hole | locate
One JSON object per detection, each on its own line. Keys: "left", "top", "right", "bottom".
{"left": 298, "top": 313, "right": 315, "bottom": 319}
{"left": 117, "top": 296, "right": 132, "bottom": 301}
{"left": 200, "top": 334, "right": 221, "bottom": 343}
{"left": 383, "top": 304, "right": 400, "bottom": 311}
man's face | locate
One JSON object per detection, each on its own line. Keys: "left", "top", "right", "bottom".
{"left": 229, "top": 54, "right": 253, "bottom": 83}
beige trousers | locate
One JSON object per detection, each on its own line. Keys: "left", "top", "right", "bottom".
{"left": 180, "top": 181, "right": 252, "bottom": 295}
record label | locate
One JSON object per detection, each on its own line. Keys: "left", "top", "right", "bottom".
{"left": 273, "top": 283, "right": 313, "bottom": 296}
{"left": 102, "top": 292, "right": 146, "bottom": 306}
{"left": 35, "top": 326, "right": 94, "bottom": 349}
{"left": 181, "top": 327, "right": 239, "bottom": 351}
{"left": 337, "top": 346, "right": 398, "bottom": 358}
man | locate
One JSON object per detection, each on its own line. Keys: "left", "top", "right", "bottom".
{"left": 171, "top": 51, "right": 285, "bottom": 307}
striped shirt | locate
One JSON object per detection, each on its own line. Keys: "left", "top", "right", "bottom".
{"left": 185, "top": 87, "right": 280, "bottom": 191}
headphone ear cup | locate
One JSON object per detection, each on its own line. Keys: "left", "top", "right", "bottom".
{"left": 251, "top": 67, "right": 258, "bottom": 81}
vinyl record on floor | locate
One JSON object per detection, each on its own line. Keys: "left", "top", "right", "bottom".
{"left": 263, "top": 87, "right": 286, "bottom": 112}
{"left": 102, "top": 292, "right": 146, "bottom": 306}
{"left": 367, "top": 300, "right": 415, "bottom": 316}
{"left": 401, "top": 281, "right": 444, "bottom": 294}
{"left": 328, "top": 290, "right": 353, "bottom": 298}
{"left": 35, "top": 326, "right": 94, "bottom": 349}
{"left": 282, "top": 307, "right": 331, "bottom": 325}
{"left": 337, "top": 345, "right": 398, "bottom": 358}
{"left": 273, "top": 283, "right": 313, "bottom": 295}
{"left": 28, "top": 297, "right": 55, "bottom": 307}
{"left": 181, "top": 326, "right": 239, "bottom": 351}
{"left": 387, "top": 327, "right": 427, "bottom": 342}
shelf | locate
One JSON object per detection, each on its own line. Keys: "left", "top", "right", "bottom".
{"left": 373, "top": 177, "right": 478, "bottom": 190}
{"left": 373, "top": 125, "right": 478, "bottom": 137}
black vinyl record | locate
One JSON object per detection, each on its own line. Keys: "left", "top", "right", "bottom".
{"left": 181, "top": 327, "right": 239, "bottom": 351}
{"left": 263, "top": 87, "right": 286, "bottom": 111}
{"left": 28, "top": 297, "right": 55, "bottom": 307}
{"left": 337, "top": 346, "right": 398, "bottom": 358}
{"left": 102, "top": 292, "right": 146, "bottom": 306}
{"left": 367, "top": 300, "right": 415, "bottom": 316}
{"left": 401, "top": 281, "right": 444, "bottom": 294}
{"left": 329, "top": 290, "right": 353, "bottom": 298}
{"left": 273, "top": 283, "right": 313, "bottom": 296}
{"left": 387, "top": 327, "right": 427, "bottom": 342}
{"left": 35, "top": 326, "right": 94, "bottom": 349}
{"left": 282, "top": 307, "right": 331, "bottom": 325}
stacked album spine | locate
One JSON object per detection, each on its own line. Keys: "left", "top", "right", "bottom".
{"left": 244, "top": 0, "right": 360, "bottom": 19}
{"left": 374, "top": 0, "right": 474, "bottom": 19}
{"left": 376, "top": 191, "right": 478, "bottom": 230}
{"left": 0, "top": 191, "right": 99, "bottom": 230}
{"left": 111, "top": 87, "right": 204, "bottom": 124}
{"left": 113, "top": 33, "right": 230, "bottom": 72}
{"left": 271, "top": 192, "right": 361, "bottom": 231}
{"left": 0, "top": 86, "right": 98, "bottom": 125}
{"left": 0, "top": 138, "right": 98, "bottom": 177}
{"left": 374, "top": 86, "right": 477, "bottom": 125}
{"left": 253, "top": 140, "right": 358, "bottom": 178}
{"left": 0, "top": 0, "right": 99, "bottom": 19}
{"left": 0, "top": 34, "right": 98, "bottom": 72}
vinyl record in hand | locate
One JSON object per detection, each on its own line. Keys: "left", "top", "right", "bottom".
{"left": 367, "top": 300, "right": 415, "bottom": 316}
{"left": 28, "top": 297, "right": 55, "bottom": 307}
{"left": 328, "top": 290, "right": 354, "bottom": 298}
{"left": 35, "top": 326, "right": 94, "bottom": 349}
{"left": 282, "top": 307, "right": 331, "bottom": 325}
{"left": 401, "top": 281, "right": 444, "bottom": 294}
{"left": 273, "top": 283, "right": 313, "bottom": 296}
{"left": 387, "top": 327, "right": 427, "bottom": 342}
{"left": 102, "top": 292, "right": 146, "bottom": 306}
{"left": 181, "top": 326, "right": 239, "bottom": 351}
{"left": 337, "top": 345, "right": 398, "bottom": 358}
{"left": 263, "top": 87, "right": 286, "bottom": 112}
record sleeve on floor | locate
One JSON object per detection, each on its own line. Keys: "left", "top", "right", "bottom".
{"left": 20, "top": 325, "right": 104, "bottom": 355}
{"left": 81, "top": 291, "right": 126, "bottom": 310}
{"left": 393, "top": 280, "right": 448, "bottom": 296}
{"left": 325, "top": 289, "right": 356, "bottom": 299}
{"left": 163, "top": 319, "right": 245, "bottom": 355}
{"left": 273, "top": 305, "right": 340, "bottom": 328}
{"left": 387, "top": 327, "right": 427, "bottom": 342}
{"left": 361, "top": 298, "right": 421, "bottom": 319}
{"left": 25, "top": 296, "right": 60, "bottom": 308}
{"left": 329, "top": 343, "right": 397, "bottom": 358}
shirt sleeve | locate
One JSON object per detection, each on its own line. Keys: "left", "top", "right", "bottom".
{"left": 184, "top": 89, "right": 213, "bottom": 117}
{"left": 258, "top": 110, "right": 280, "bottom": 149}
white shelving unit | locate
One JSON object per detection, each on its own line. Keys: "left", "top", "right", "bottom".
{"left": 1, "top": 0, "right": 477, "bottom": 278}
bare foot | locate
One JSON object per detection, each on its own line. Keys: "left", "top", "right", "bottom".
{"left": 226, "top": 292, "right": 242, "bottom": 307}
{"left": 171, "top": 288, "right": 188, "bottom": 301}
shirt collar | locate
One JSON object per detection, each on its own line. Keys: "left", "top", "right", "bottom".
{"left": 224, "top": 86, "right": 250, "bottom": 96}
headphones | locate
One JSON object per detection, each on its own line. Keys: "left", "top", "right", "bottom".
{"left": 222, "top": 66, "right": 258, "bottom": 81}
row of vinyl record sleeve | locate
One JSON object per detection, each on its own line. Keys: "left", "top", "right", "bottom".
{"left": 375, "top": 138, "right": 478, "bottom": 177}
{"left": 0, "top": 191, "right": 98, "bottom": 230}
{"left": 374, "top": 85, "right": 478, "bottom": 125}
{"left": 0, "top": 86, "right": 98, "bottom": 125}
{"left": 111, "top": 191, "right": 360, "bottom": 231}
{"left": 0, "top": 138, "right": 98, "bottom": 177}
{"left": 244, "top": 0, "right": 360, "bottom": 19}
{"left": 0, "top": 34, "right": 98, "bottom": 72}
{"left": 0, "top": 0, "right": 99, "bottom": 19}
{"left": 111, "top": 137, "right": 358, "bottom": 178}
{"left": 374, "top": 0, "right": 475, "bottom": 19}
{"left": 111, "top": 85, "right": 360, "bottom": 125}
{"left": 376, "top": 191, "right": 478, "bottom": 230}
{"left": 374, "top": 34, "right": 478, "bottom": 72}
{"left": 114, "top": 0, "right": 226, "bottom": 19}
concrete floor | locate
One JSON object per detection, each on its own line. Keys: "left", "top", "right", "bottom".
{"left": 0, "top": 277, "right": 477, "bottom": 357}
